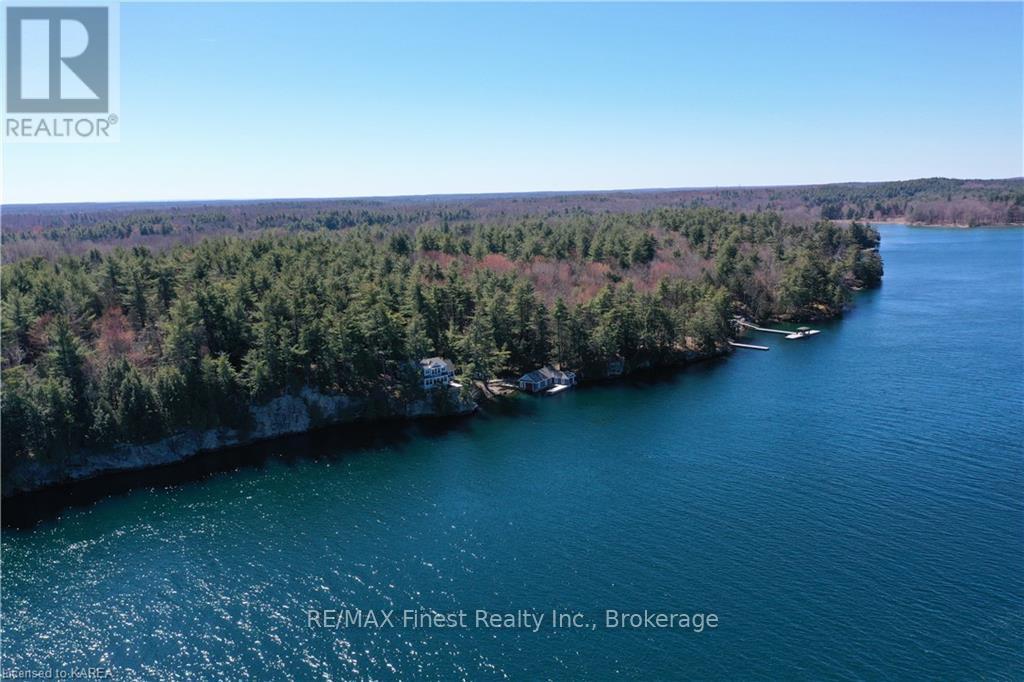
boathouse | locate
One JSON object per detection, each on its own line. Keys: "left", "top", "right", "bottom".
{"left": 517, "top": 367, "right": 577, "bottom": 393}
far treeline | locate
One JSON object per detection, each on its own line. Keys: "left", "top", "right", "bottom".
{"left": 1, "top": 177, "right": 1020, "bottom": 262}
{"left": 1, "top": 207, "right": 882, "bottom": 467}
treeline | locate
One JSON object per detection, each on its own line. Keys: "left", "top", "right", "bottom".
{"left": 1, "top": 208, "right": 881, "bottom": 465}
{"left": 0, "top": 208, "right": 431, "bottom": 246}
{"left": 804, "top": 178, "right": 1024, "bottom": 225}
{"left": 2, "top": 178, "right": 1016, "bottom": 261}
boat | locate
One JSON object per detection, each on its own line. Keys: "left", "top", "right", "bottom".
{"left": 785, "top": 326, "right": 820, "bottom": 340}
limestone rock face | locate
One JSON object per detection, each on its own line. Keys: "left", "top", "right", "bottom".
{"left": 2, "top": 387, "right": 476, "bottom": 496}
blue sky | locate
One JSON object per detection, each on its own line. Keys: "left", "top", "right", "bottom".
{"left": 4, "top": 2, "right": 1022, "bottom": 204}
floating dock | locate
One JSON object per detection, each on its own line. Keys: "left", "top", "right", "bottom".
{"left": 728, "top": 341, "right": 770, "bottom": 351}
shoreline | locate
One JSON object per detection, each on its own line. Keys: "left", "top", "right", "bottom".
{"left": 866, "top": 219, "right": 1024, "bottom": 229}
{"left": 1, "top": 408, "right": 483, "bottom": 529}
{"left": 0, "top": 387, "right": 476, "bottom": 500}
{"left": 4, "top": 299, "right": 866, "bottom": 510}
{"left": 1, "top": 292, "right": 867, "bottom": 525}
{"left": 0, "top": 347, "right": 732, "bottom": 508}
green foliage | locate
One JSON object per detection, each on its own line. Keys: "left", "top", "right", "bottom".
{"left": 1, "top": 207, "right": 878, "bottom": 460}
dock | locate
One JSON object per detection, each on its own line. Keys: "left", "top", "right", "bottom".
{"left": 728, "top": 340, "right": 770, "bottom": 351}
{"left": 735, "top": 319, "right": 820, "bottom": 340}
{"left": 735, "top": 320, "right": 791, "bottom": 335}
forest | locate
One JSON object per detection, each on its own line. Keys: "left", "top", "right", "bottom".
{"left": 1, "top": 177, "right": 1018, "bottom": 262}
{"left": 1, "top": 206, "right": 882, "bottom": 470}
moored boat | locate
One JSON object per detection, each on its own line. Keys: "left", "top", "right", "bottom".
{"left": 785, "top": 326, "right": 821, "bottom": 340}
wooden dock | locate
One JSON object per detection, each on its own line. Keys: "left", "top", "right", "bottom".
{"left": 736, "top": 319, "right": 820, "bottom": 339}
{"left": 735, "top": 320, "right": 791, "bottom": 335}
{"left": 728, "top": 340, "right": 770, "bottom": 351}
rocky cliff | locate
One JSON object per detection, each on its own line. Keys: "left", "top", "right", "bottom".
{"left": 2, "top": 386, "right": 476, "bottom": 497}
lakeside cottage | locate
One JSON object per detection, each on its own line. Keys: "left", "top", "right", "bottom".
{"left": 517, "top": 366, "right": 577, "bottom": 393}
{"left": 420, "top": 357, "right": 456, "bottom": 390}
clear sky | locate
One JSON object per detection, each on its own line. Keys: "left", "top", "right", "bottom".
{"left": 3, "top": 2, "right": 1022, "bottom": 205}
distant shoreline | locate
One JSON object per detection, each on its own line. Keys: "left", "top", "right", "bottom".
{"left": 867, "top": 220, "right": 1024, "bottom": 229}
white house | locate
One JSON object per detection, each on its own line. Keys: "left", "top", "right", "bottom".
{"left": 517, "top": 366, "right": 577, "bottom": 393}
{"left": 420, "top": 357, "right": 455, "bottom": 389}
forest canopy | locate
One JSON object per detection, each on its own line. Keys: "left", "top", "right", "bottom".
{"left": 1, "top": 206, "right": 882, "bottom": 467}
{"left": 1, "top": 177, "right": 1017, "bottom": 262}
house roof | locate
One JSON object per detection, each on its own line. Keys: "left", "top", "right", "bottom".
{"left": 518, "top": 366, "right": 572, "bottom": 383}
{"left": 519, "top": 370, "right": 547, "bottom": 383}
{"left": 420, "top": 357, "right": 454, "bottom": 371}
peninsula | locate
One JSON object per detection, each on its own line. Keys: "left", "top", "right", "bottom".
{"left": 1, "top": 196, "right": 888, "bottom": 495}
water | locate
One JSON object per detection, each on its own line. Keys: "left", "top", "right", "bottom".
{"left": 2, "top": 226, "right": 1022, "bottom": 680}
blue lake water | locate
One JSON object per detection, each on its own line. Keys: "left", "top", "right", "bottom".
{"left": 2, "top": 225, "right": 1022, "bottom": 680}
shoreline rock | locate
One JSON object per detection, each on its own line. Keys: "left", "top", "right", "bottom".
{"left": 2, "top": 386, "right": 476, "bottom": 497}
{"left": 3, "top": 347, "right": 733, "bottom": 498}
